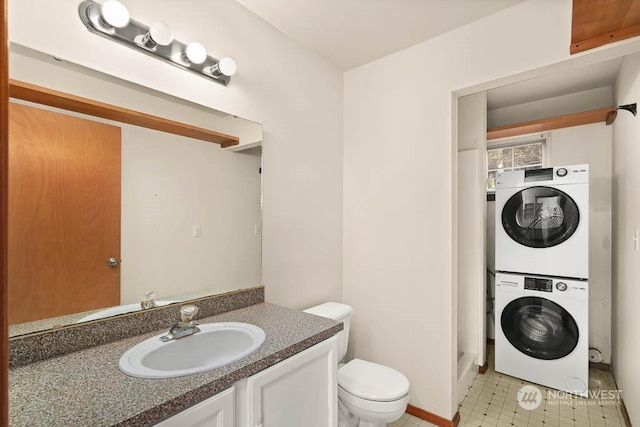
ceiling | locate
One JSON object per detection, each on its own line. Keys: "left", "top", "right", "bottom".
{"left": 233, "top": 0, "right": 621, "bottom": 108}
{"left": 487, "top": 57, "right": 623, "bottom": 110}
{"left": 234, "top": 0, "right": 525, "bottom": 70}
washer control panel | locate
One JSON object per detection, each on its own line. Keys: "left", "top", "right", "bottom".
{"left": 496, "top": 273, "right": 588, "bottom": 300}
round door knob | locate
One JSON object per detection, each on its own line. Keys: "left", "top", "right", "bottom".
{"left": 556, "top": 282, "right": 568, "bottom": 291}
{"left": 107, "top": 257, "right": 119, "bottom": 267}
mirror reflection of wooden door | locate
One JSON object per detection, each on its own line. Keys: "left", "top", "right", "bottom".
{"left": 8, "top": 102, "right": 121, "bottom": 324}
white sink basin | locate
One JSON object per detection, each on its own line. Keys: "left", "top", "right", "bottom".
{"left": 119, "top": 322, "right": 266, "bottom": 379}
{"left": 77, "top": 301, "right": 178, "bottom": 323}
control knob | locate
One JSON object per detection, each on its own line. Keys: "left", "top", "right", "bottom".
{"left": 556, "top": 282, "right": 568, "bottom": 291}
{"left": 556, "top": 168, "right": 568, "bottom": 177}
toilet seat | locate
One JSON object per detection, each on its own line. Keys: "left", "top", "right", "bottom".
{"left": 338, "top": 359, "right": 410, "bottom": 402}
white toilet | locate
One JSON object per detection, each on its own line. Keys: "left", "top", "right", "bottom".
{"left": 304, "top": 302, "right": 410, "bottom": 427}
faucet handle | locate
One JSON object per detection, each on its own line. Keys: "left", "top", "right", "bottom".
{"left": 140, "top": 291, "right": 158, "bottom": 309}
{"left": 143, "top": 291, "right": 157, "bottom": 300}
{"left": 180, "top": 305, "right": 199, "bottom": 322}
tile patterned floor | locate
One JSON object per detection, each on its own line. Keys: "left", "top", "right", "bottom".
{"left": 457, "top": 346, "right": 628, "bottom": 427}
{"left": 391, "top": 346, "right": 626, "bottom": 427}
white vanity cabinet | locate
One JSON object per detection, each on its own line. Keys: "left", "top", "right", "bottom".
{"left": 236, "top": 336, "right": 338, "bottom": 427}
{"left": 156, "top": 387, "right": 235, "bottom": 427}
{"left": 156, "top": 336, "right": 337, "bottom": 427}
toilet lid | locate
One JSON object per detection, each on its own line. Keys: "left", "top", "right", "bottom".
{"left": 338, "top": 359, "right": 410, "bottom": 402}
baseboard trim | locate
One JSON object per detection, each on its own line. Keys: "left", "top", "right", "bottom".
{"left": 478, "top": 361, "right": 489, "bottom": 374}
{"left": 406, "top": 404, "right": 460, "bottom": 427}
{"left": 621, "top": 398, "right": 632, "bottom": 427}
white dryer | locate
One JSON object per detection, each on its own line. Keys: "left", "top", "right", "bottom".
{"left": 495, "top": 272, "right": 588, "bottom": 396}
{"left": 495, "top": 164, "right": 589, "bottom": 279}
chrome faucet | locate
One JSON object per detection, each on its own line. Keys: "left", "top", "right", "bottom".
{"left": 160, "top": 305, "right": 201, "bottom": 342}
{"left": 140, "top": 291, "right": 159, "bottom": 310}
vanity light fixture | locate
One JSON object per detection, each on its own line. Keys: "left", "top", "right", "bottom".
{"left": 78, "top": 0, "right": 236, "bottom": 85}
{"left": 140, "top": 21, "right": 174, "bottom": 49}
{"left": 183, "top": 42, "right": 208, "bottom": 65}
{"left": 100, "top": 0, "right": 130, "bottom": 28}
{"left": 204, "top": 57, "right": 237, "bottom": 77}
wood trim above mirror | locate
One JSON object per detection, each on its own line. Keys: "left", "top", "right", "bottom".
{"left": 8, "top": 79, "right": 240, "bottom": 148}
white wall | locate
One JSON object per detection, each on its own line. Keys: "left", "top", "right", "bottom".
{"left": 612, "top": 52, "right": 640, "bottom": 425}
{"left": 457, "top": 150, "right": 480, "bottom": 358}
{"left": 551, "top": 124, "right": 613, "bottom": 363}
{"left": 343, "top": 0, "right": 623, "bottom": 418}
{"left": 457, "top": 92, "right": 487, "bottom": 368}
{"left": 9, "top": 0, "right": 344, "bottom": 309}
{"left": 120, "top": 128, "right": 262, "bottom": 304}
{"left": 488, "top": 86, "right": 613, "bottom": 128}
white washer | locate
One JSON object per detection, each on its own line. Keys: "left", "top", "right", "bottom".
{"left": 495, "top": 272, "right": 588, "bottom": 396}
{"left": 495, "top": 164, "right": 589, "bottom": 279}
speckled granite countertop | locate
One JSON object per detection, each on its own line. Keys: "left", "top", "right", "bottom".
{"left": 9, "top": 303, "right": 341, "bottom": 427}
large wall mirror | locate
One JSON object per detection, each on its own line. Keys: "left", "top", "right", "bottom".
{"left": 8, "top": 45, "right": 263, "bottom": 337}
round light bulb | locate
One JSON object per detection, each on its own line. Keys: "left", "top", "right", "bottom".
{"left": 185, "top": 42, "right": 207, "bottom": 64}
{"left": 149, "top": 22, "right": 173, "bottom": 46}
{"left": 101, "top": 0, "right": 130, "bottom": 28}
{"left": 217, "top": 57, "right": 237, "bottom": 77}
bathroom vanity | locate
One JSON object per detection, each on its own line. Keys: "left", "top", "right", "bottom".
{"left": 158, "top": 337, "right": 337, "bottom": 427}
{"left": 8, "top": 293, "right": 342, "bottom": 426}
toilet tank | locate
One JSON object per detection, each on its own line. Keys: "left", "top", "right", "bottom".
{"left": 304, "top": 302, "right": 352, "bottom": 362}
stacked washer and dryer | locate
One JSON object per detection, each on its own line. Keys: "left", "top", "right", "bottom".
{"left": 494, "top": 164, "right": 590, "bottom": 396}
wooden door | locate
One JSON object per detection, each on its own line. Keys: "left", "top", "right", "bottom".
{"left": 8, "top": 102, "right": 121, "bottom": 324}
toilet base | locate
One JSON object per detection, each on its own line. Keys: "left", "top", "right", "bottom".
{"left": 356, "top": 421, "right": 388, "bottom": 427}
{"left": 338, "top": 399, "right": 393, "bottom": 427}
{"left": 338, "top": 417, "right": 387, "bottom": 427}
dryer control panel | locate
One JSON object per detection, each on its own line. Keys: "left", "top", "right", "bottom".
{"left": 496, "top": 163, "right": 589, "bottom": 188}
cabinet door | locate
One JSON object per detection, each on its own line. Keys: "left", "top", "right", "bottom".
{"left": 156, "top": 387, "right": 234, "bottom": 427}
{"left": 242, "top": 337, "right": 338, "bottom": 427}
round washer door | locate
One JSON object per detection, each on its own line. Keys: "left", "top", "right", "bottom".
{"left": 501, "top": 296, "right": 579, "bottom": 360}
{"left": 501, "top": 186, "right": 580, "bottom": 248}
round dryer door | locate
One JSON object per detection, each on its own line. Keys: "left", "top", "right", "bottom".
{"left": 501, "top": 296, "right": 579, "bottom": 360}
{"left": 501, "top": 186, "right": 580, "bottom": 248}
